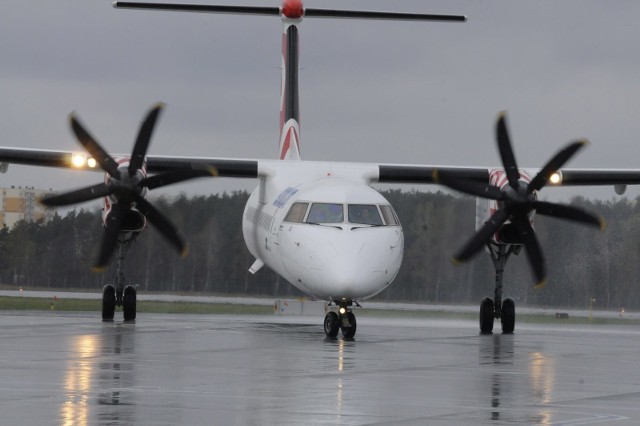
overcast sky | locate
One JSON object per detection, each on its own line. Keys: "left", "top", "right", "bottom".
{"left": 1, "top": 0, "right": 639, "bottom": 205}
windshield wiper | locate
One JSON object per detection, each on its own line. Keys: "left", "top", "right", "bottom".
{"left": 307, "top": 222, "right": 343, "bottom": 230}
{"left": 350, "top": 224, "right": 384, "bottom": 230}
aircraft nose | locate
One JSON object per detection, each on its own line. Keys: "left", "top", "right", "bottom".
{"left": 320, "top": 228, "right": 403, "bottom": 299}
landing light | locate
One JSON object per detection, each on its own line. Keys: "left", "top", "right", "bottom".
{"left": 549, "top": 172, "right": 561, "bottom": 184}
{"left": 87, "top": 158, "right": 97, "bottom": 168}
{"left": 339, "top": 307, "right": 346, "bottom": 315}
{"left": 71, "top": 153, "right": 86, "bottom": 168}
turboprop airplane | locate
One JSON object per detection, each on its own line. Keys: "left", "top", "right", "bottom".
{"left": 1, "top": 0, "right": 640, "bottom": 337}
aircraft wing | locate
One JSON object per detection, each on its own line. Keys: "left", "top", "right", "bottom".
{"left": 0, "top": 147, "right": 79, "bottom": 169}
{"left": 376, "top": 164, "right": 640, "bottom": 187}
{"left": 552, "top": 169, "right": 640, "bottom": 186}
{"left": 0, "top": 147, "right": 259, "bottom": 178}
{"left": 1, "top": 146, "right": 640, "bottom": 188}
{"left": 146, "top": 155, "right": 258, "bottom": 177}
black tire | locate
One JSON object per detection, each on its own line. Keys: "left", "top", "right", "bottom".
{"left": 479, "top": 297, "right": 494, "bottom": 334}
{"left": 324, "top": 311, "right": 339, "bottom": 338}
{"left": 501, "top": 298, "right": 515, "bottom": 334}
{"left": 102, "top": 284, "right": 116, "bottom": 321}
{"left": 341, "top": 312, "right": 357, "bottom": 339}
{"left": 123, "top": 285, "right": 137, "bottom": 321}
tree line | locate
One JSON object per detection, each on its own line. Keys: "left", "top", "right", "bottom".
{"left": 1, "top": 189, "right": 639, "bottom": 311}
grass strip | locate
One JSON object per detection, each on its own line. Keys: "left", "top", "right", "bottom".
{"left": 358, "top": 307, "right": 640, "bottom": 325}
{"left": 0, "top": 296, "right": 272, "bottom": 315}
{"left": 1, "top": 296, "right": 639, "bottom": 325}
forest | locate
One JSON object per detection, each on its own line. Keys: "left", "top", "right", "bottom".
{"left": 1, "top": 189, "right": 639, "bottom": 311}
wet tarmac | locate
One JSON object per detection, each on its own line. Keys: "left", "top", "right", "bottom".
{"left": 1, "top": 312, "right": 639, "bottom": 425}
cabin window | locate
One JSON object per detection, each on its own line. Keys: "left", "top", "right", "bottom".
{"left": 380, "top": 205, "right": 399, "bottom": 226}
{"left": 348, "top": 204, "right": 384, "bottom": 226}
{"left": 306, "top": 203, "right": 344, "bottom": 223}
{"left": 284, "top": 202, "right": 309, "bottom": 223}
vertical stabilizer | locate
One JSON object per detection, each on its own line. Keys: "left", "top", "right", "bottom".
{"left": 113, "top": 0, "right": 466, "bottom": 161}
{"left": 279, "top": 0, "right": 303, "bottom": 160}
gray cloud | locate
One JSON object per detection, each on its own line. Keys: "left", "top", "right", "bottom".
{"left": 1, "top": 0, "right": 639, "bottom": 203}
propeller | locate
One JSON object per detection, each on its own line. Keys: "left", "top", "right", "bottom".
{"left": 434, "top": 112, "right": 605, "bottom": 288}
{"left": 41, "top": 103, "right": 216, "bottom": 270}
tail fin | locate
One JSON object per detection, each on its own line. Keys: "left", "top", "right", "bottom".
{"left": 279, "top": 14, "right": 301, "bottom": 160}
{"left": 113, "top": 0, "right": 466, "bottom": 161}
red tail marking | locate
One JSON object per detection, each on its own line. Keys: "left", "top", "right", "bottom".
{"left": 280, "top": 124, "right": 299, "bottom": 159}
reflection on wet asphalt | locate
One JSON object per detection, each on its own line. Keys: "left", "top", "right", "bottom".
{"left": 0, "top": 312, "right": 638, "bottom": 425}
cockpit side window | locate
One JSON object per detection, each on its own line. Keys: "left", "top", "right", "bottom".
{"left": 284, "top": 202, "right": 309, "bottom": 223}
{"left": 380, "top": 205, "right": 399, "bottom": 226}
{"left": 306, "top": 203, "right": 344, "bottom": 223}
{"left": 348, "top": 204, "right": 384, "bottom": 226}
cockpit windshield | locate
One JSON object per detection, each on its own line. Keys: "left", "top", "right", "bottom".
{"left": 306, "top": 203, "right": 344, "bottom": 223}
{"left": 348, "top": 204, "right": 384, "bottom": 226}
{"left": 284, "top": 202, "right": 308, "bottom": 223}
{"left": 379, "top": 205, "right": 398, "bottom": 226}
{"left": 284, "top": 202, "right": 400, "bottom": 226}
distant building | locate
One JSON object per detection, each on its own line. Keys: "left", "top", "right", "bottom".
{"left": 0, "top": 186, "right": 56, "bottom": 229}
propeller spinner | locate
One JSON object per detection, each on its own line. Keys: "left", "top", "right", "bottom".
{"left": 434, "top": 112, "right": 605, "bottom": 287}
{"left": 42, "top": 103, "right": 215, "bottom": 270}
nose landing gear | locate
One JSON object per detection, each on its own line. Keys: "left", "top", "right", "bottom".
{"left": 324, "top": 300, "right": 358, "bottom": 338}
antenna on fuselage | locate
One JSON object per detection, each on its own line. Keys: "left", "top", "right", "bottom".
{"left": 113, "top": 1, "right": 466, "bottom": 160}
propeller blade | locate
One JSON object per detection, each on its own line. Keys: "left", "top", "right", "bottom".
{"left": 140, "top": 166, "right": 218, "bottom": 191}
{"left": 496, "top": 113, "right": 521, "bottom": 190}
{"left": 40, "top": 183, "right": 112, "bottom": 207}
{"left": 454, "top": 207, "right": 511, "bottom": 263}
{"left": 69, "top": 114, "right": 121, "bottom": 178}
{"left": 534, "top": 201, "right": 605, "bottom": 229}
{"left": 129, "top": 103, "right": 165, "bottom": 177}
{"left": 93, "top": 203, "right": 127, "bottom": 271}
{"left": 134, "top": 195, "right": 188, "bottom": 257}
{"left": 513, "top": 216, "right": 546, "bottom": 288}
{"left": 528, "top": 140, "right": 588, "bottom": 192}
{"left": 434, "top": 170, "right": 504, "bottom": 200}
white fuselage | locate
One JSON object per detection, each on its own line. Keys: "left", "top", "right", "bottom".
{"left": 242, "top": 160, "right": 404, "bottom": 302}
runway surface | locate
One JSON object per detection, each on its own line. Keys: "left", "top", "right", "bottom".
{"left": 1, "top": 312, "right": 639, "bottom": 425}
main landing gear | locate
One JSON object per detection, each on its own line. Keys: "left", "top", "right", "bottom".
{"left": 324, "top": 300, "right": 358, "bottom": 338}
{"left": 479, "top": 243, "right": 517, "bottom": 334}
{"left": 102, "top": 233, "right": 138, "bottom": 322}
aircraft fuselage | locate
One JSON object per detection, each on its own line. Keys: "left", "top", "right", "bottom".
{"left": 242, "top": 160, "right": 404, "bottom": 302}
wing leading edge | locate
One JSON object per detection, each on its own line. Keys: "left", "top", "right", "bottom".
{"left": 1, "top": 147, "right": 640, "bottom": 189}
{"left": 0, "top": 147, "right": 259, "bottom": 178}
{"left": 376, "top": 164, "right": 640, "bottom": 188}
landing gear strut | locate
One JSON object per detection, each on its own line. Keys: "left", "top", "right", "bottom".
{"left": 102, "top": 232, "right": 138, "bottom": 322}
{"left": 324, "top": 300, "right": 358, "bottom": 338}
{"left": 480, "top": 243, "right": 516, "bottom": 334}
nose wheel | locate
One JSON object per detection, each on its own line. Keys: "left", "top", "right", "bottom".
{"left": 324, "top": 311, "right": 339, "bottom": 337}
{"left": 324, "top": 301, "right": 358, "bottom": 338}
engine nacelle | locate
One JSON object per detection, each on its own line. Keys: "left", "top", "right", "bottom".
{"left": 101, "top": 156, "right": 148, "bottom": 232}
{"left": 102, "top": 202, "right": 147, "bottom": 232}
{"left": 476, "top": 168, "right": 534, "bottom": 245}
